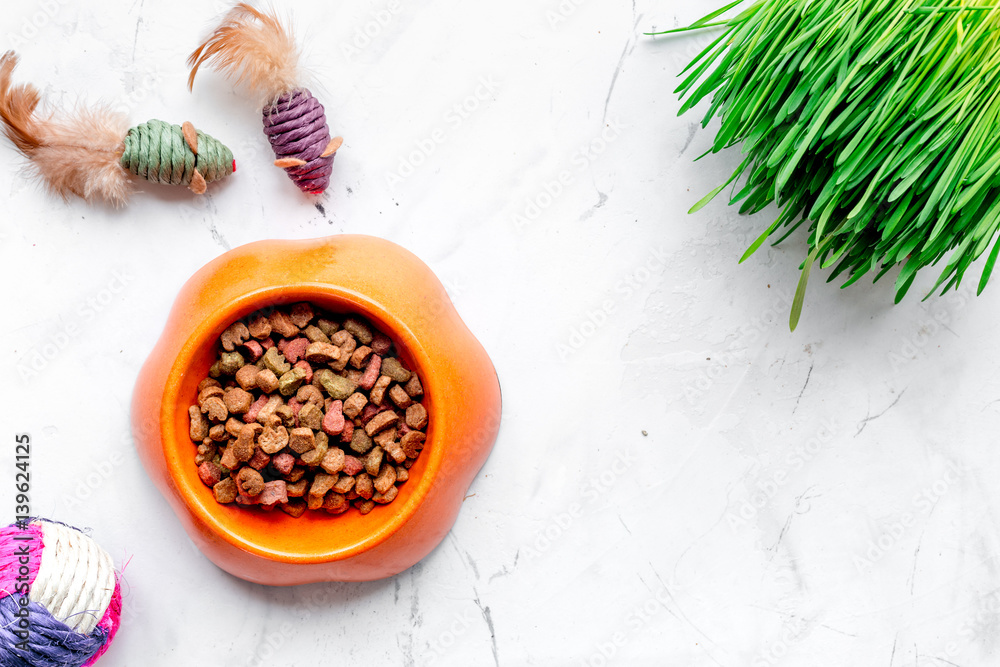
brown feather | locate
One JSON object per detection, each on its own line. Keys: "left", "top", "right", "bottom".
{"left": 0, "top": 51, "right": 132, "bottom": 206}
{"left": 188, "top": 3, "right": 300, "bottom": 105}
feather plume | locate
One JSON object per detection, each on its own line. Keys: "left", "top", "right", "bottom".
{"left": 188, "top": 3, "right": 301, "bottom": 105}
{"left": 0, "top": 51, "right": 132, "bottom": 206}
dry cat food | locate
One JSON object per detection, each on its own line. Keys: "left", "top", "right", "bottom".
{"left": 188, "top": 303, "right": 428, "bottom": 517}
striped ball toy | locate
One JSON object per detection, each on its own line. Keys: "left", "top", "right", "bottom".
{"left": 0, "top": 520, "right": 121, "bottom": 667}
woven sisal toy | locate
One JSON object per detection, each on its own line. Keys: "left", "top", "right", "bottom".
{"left": 0, "top": 51, "right": 235, "bottom": 207}
{"left": 0, "top": 519, "right": 121, "bottom": 667}
{"left": 188, "top": 3, "right": 343, "bottom": 195}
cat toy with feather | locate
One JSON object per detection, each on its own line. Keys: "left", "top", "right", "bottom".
{"left": 0, "top": 51, "right": 235, "bottom": 206}
{"left": 188, "top": 3, "right": 343, "bottom": 196}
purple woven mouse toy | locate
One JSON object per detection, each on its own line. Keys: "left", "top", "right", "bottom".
{"left": 188, "top": 3, "right": 343, "bottom": 195}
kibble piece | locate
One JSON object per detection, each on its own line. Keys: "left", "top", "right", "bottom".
{"left": 284, "top": 338, "right": 310, "bottom": 364}
{"left": 256, "top": 395, "right": 284, "bottom": 425}
{"left": 280, "top": 499, "right": 307, "bottom": 518}
{"left": 237, "top": 467, "right": 266, "bottom": 496}
{"left": 343, "top": 455, "right": 364, "bottom": 476}
{"left": 396, "top": 466, "right": 409, "bottom": 483}
{"left": 355, "top": 473, "right": 374, "bottom": 499}
{"left": 332, "top": 474, "right": 355, "bottom": 494}
{"left": 380, "top": 357, "right": 411, "bottom": 383}
{"left": 304, "top": 341, "right": 340, "bottom": 363}
{"left": 372, "top": 485, "right": 398, "bottom": 504}
{"left": 323, "top": 492, "right": 350, "bottom": 514}
{"left": 259, "top": 480, "right": 288, "bottom": 506}
{"left": 322, "top": 400, "right": 345, "bottom": 435}
{"left": 209, "top": 424, "right": 228, "bottom": 442}
{"left": 365, "top": 410, "right": 400, "bottom": 437}
{"left": 198, "top": 377, "right": 222, "bottom": 393}
{"left": 198, "top": 385, "right": 225, "bottom": 405}
{"left": 213, "top": 477, "right": 238, "bottom": 504}
{"left": 269, "top": 310, "right": 300, "bottom": 338}
{"left": 320, "top": 447, "right": 345, "bottom": 474}
{"left": 388, "top": 385, "right": 413, "bottom": 409}
{"left": 316, "top": 318, "right": 339, "bottom": 337}
{"left": 189, "top": 406, "right": 209, "bottom": 440}
{"left": 232, "top": 423, "right": 261, "bottom": 462}
{"left": 275, "top": 403, "right": 295, "bottom": 427}
{"left": 296, "top": 384, "right": 324, "bottom": 406}
{"left": 209, "top": 360, "right": 222, "bottom": 377}
{"left": 219, "top": 351, "right": 245, "bottom": 375}
{"left": 370, "top": 375, "right": 392, "bottom": 406}
{"left": 225, "top": 417, "right": 246, "bottom": 438}
{"left": 248, "top": 314, "right": 272, "bottom": 339}
{"left": 278, "top": 367, "right": 308, "bottom": 396}
{"left": 258, "top": 424, "right": 289, "bottom": 454}
{"left": 350, "top": 345, "right": 373, "bottom": 369}
{"left": 263, "top": 347, "right": 291, "bottom": 376}
{"left": 401, "top": 431, "right": 426, "bottom": 458}
{"left": 359, "top": 355, "right": 382, "bottom": 391}
{"left": 286, "top": 479, "right": 308, "bottom": 497}
{"left": 286, "top": 466, "right": 306, "bottom": 483}
{"left": 303, "top": 325, "right": 330, "bottom": 344}
{"left": 373, "top": 463, "right": 397, "bottom": 494}
{"left": 289, "top": 303, "right": 315, "bottom": 328}
{"left": 309, "top": 472, "right": 338, "bottom": 498}
{"left": 224, "top": 387, "right": 253, "bottom": 414}
{"left": 403, "top": 374, "right": 423, "bottom": 398}
{"left": 405, "top": 403, "right": 428, "bottom": 430}
{"left": 256, "top": 368, "right": 279, "bottom": 394}
{"left": 242, "top": 339, "right": 263, "bottom": 362}
{"left": 364, "top": 446, "right": 384, "bottom": 476}
{"left": 343, "top": 392, "right": 368, "bottom": 420}
{"left": 373, "top": 428, "right": 396, "bottom": 449}
{"left": 195, "top": 442, "right": 216, "bottom": 465}
{"left": 383, "top": 439, "right": 406, "bottom": 464}
{"left": 370, "top": 332, "right": 392, "bottom": 355}
{"left": 201, "top": 396, "right": 228, "bottom": 422}
{"left": 356, "top": 499, "right": 376, "bottom": 515}
{"left": 340, "top": 420, "right": 355, "bottom": 443}
{"left": 243, "top": 393, "right": 269, "bottom": 423}
{"left": 248, "top": 448, "right": 271, "bottom": 471}
{"left": 288, "top": 427, "right": 316, "bottom": 454}
{"left": 272, "top": 452, "right": 296, "bottom": 475}
{"left": 298, "top": 402, "right": 324, "bottom": 430}
{"left": 219, "top": 445, "right": 238, "bottom": 470}
{"left": 343, "top": 317, "right": 373, "bottom": 345}
{"left": 300, "top": 434, "right": 329, "bottom": 466}
{"left": 220, "top": 321, "right": 250, "bottom": 351}
{"left": 198, "top": 461, "right": 223, "bottom": 487}
{"left": 315, "top": 369, "right": 357, "bottom": 400}
{"left": 235, "top": 365, "right": 259, "bottom": 390}
{"left": 349, "top": 429, "right": 374, "bottom": 454}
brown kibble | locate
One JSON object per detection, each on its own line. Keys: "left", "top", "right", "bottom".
{"left": 323, "top": 492, "right": 350, "bottom": 514}
{"left": 383, "top": 439, "right": 406, "bottom": 464}
{"left": 209, "top": 424, "right": 228, "bottom": 442}
{"left": 370, "top": 375, "right": 392, "bottom": 406}
{"left": 370, "top": 331, "right": 392, "bottom": 355}
{"left": 356, "top": 499, "right": 376, "bottom": 514}
{"left": 189, "top": 406, "right": 209, "bottom": 440}
{"left": 373, "top": 463, "right": 397, "bottom": 494}
{"left": 201, "top": 396, "right": 228, "bottom": 422}
{"left": 287, "top": 466, "right": 306, "bottom": 483}
{"left": 343, "top": 392, "right": 368, "bottom": 419}
{"left": 304, "top": 341, "right": 340, "bottom": 363}
{"left": 258, "top": 424, "right": 289, "bottom": 454}
{"left": 256, "top": 395, "right": 284, "bottom": 425}
{"left": 364, "top": 446, "right": 384, "bottom": 476}
{"left": 248, "top": 313, "right": 272, "bottom": 339}
{"left": 225, "top": 417, "right": 246, "bottom": 438}
{"left": 213, "top": 477, "right": 237, "bottom": 503}
{"left": 219, "top": 351, "right": 245, "bottom": 375}
{"left": 388, "top": 384, "right": 413, "bottom": 409}
{"left": 350, "top": 345, "right": 372, "bottom": 369}
{"left": 355, "top": 473, "right": 374, "bottom": 499}
{"left": 195, "top": 442, "right": 216, "bottom": 465}
{"left": 309, "top": 472, "right": 338, "bottom": 498}
{"left": 219, "top": 445, "right": 238, "bottom": 470}
{"left": 289, "top": 303, "right": 314, "bottom": 328}
{"left": 401, "top": 431, "right": 426, "bottom": 458}
{"left": 332, "top": 474, "right": 355, "bottom": 494}
{"left": 269, "top": 310, "right": 300, "bottom": 338}
{"left": 296, "top": 384, "right": 324, "bottom": 406}
{"left": 237, "top": 467, "right": 265, "bottom": 496}
{"left": 220, "top": 321, "right": 250, "bottom": 351}
{"left": 198, "top": 377, "right": 222, "bottom": 393}
{"left": 380, "top": 357, "right": 411, "bottom": 383}
{"left": 320, "top": 447, "right": 345, "bottom": 474}
{"left": 288, "top": 427, "right": 316, "bottom": 454}
{"left": 280, "top": 499, "right": 307, "bottom": 517}
{"left": 303, "top": 325, "right": 330, "bottom": 344}
{"left": 198, "top": 385, "right": 225, "bottom": 404}
{"left": 396, "top": 466, "right": 409, "bottom": 483}
{"left": 300, "top": 434, "right": 328, "bottom": 466}
{"left": 373, "top": 428, "right": 396, "bottom": 449}
{"left": 275, "top": 404, "right": 295, "bottom": 427}
{"left": 343, "top": 317, "right": 373, "bottom": 345}
{"left": 405, "top": 403, "right": 428, "bottom": 430}
{"left": 224, "top": 387, "right": 253, "bottom": 414}
{"left": 365, "top": 410, "right": 400, "bottom": 436}
{"left": 232, "top": 423, "right": 261, "bottom": 462}
{"left": 317, "top": 318, "right": 339, "bottom": 337}
{"left": 403, "top": 374, "right": 423, "bottom": 398}
{"left": 372, "top": 485, "right": 398, "bottom": 504}
{"left": 298, "top": 402, "right": 324, "bottom": 430}
{"left": 286, "top": 479, "right": 308, "bottom": 497}
{"left": 307, "top": 493, "right": 325, "bottom": 510}
{"left": 256, "top": 368, "right": 279, "bottom": 393}
{"left": 349, "top": 428, "right": 374, "bottom": 454}
{"left": 235, "top": 365, "right": 259, "bottom": 390}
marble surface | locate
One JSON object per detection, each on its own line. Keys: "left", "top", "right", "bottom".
{"left": 2, "top": 1, "right": 1000, "bottom": 665}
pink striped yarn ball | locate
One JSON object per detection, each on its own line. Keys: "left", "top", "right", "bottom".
{"left": 0, "top": 520, "right": 121, "bottom": 666}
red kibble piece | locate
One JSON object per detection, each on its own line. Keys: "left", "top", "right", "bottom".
{"left": 243, "top": 339, "right": 263, "bottom": 361}
{"left": 198, "top": 461, "right": 222, "bottom": 487}
{"left": 359, "top": 403, "right": 380, "bottom": 424}
{"left": 293, "top": 359, "right": 313, "bottom": 383}
{"left": 261, "top": 338, "right": 274, "bottom": 350}
{"left": 284, "top": 337, "right": 310, "bottom": 363}
{"left": 359, "top": 355, "right": 381, "bottom": 391}
{"left": 288, "top": 397, "right": 303, "bottom": 419}
{"left": 248, "top": 448, "right": 271, "bottom": 471}
{"left": 244, "top": 394, "right": 269, "bottom": 423}
{"left": 370, "top": 332, "right": 392, "bottom": 355}
{"left": 272, "top": 452, "right": 296, "bottom": 475}
{"left": 340, "top": 419, "right": 354, "bottom": 443}
{"left": 322, "top": 399, "right": 345, "bottom": 435}
{"left": 259, "top": 480, "right": 288, "bottom": 507}
{"left": 342, "top": 455, "right": 364, "bottom": 476}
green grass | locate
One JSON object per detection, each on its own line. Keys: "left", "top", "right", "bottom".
{"left": 665, "top": 1, "right": 1000, "bottom": 330}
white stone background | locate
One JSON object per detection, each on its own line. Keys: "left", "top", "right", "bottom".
{"left": 1, "top": 0, "right": 999, "bottom": 665}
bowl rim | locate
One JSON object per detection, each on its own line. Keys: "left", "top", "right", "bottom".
{"left": 162, "top": 281, "right": 440, "bottom": 564}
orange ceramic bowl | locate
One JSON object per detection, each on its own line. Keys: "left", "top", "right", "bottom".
{"left": 130, "top": 235, "right": 501, "bottom": 584}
